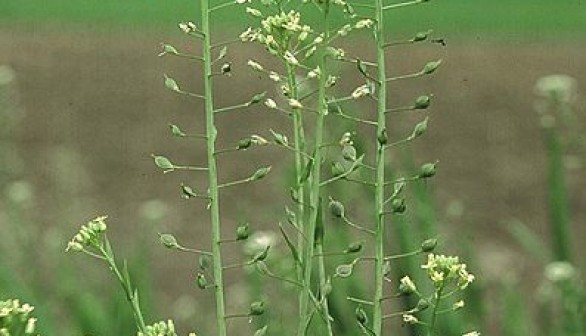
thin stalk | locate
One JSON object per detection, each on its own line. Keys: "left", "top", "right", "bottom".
{"left": 428, "top": 283, "right": 446, "bottom": 336}
{"left": 286, "top": 63, "right": 309, "bottom": 325}
{"left": 373, "top": 0, "right": 387, "bottom": 333}
{"left": 201, "top": 0, "right": 227, "bottom": 335}
{"left": 298, "top": 3, "right": 332, "bottom": 335}
{"left": 99, "top": 245, "right": 147, "bottom": 333}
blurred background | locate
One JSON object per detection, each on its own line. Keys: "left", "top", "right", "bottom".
{"left": 0, "top": 1, "right": 585, "bottom": 335}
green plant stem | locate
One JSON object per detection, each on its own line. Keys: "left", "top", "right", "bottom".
{"left": 201, "top": 0, "right": 227, "bottom": 335}
{"left": 98, "top": 244, "right": 147, "bottom": 333}
{"left": 544, "top": 125, "right": 572, "bottom": 261}
{"left": 373, "top": 0, "right": 388, "bottom": 334}
{"left": 428, "top": 283, "right": 446, "bottom": 336}
{"left": 298, "top": 4, "right": 332, "bottom": 335}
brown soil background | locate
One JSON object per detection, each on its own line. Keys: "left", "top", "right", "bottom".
{"left": 1, "top": 27, "right": 585, "bottom": 334}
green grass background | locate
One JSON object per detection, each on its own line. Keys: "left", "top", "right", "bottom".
{"left": 1, "top": 0, "right": 585, "bottom": 41}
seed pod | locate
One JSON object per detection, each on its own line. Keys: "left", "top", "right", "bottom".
{"left": 251, "top": 166, "right": 272, "bottom": 181}
{"left": 248, "top": 92, "right": 266, "bottom": 105}
{"left": 236, "top": 223, "right": 250, "bottom": 240}
{"left": 159, "top": 233, "right": 179, "bottom": 249}
{"left": 419, "top": 162, "right": 437, "bottom": 178}
{"left": 335, "top": 263, "right": 354, "bottom": 278}
{"left": 249, "top": 301, "right": 265, "bottom": 316}
{"left": 412, "top": 118, "right": 429, "bottom": 138}
{"left": 412, "top": 31, "right": 431, "bottom": 42}
{"left": 414, "top": 95, "right": 431, "bottom": 109}
{"left": 153, "top": 155, "right": 174, "bottom": 170}
{"left": 391, "top": 198, "right": 406, "bottom": 214}
{"left": 221, "top": 63, "right": 231, "bottom": 75}
{"left": 160, "top": 43, "right": 179, "bottom": 56}
{"left": 199, "top": 255, "right": 211, "bottom": 270}
{"left": 422, "top": 60, "right": 442, "bottom": 74}
{"left": 180, "top": 183, "right": 198, "bottom": 199}
{"left": 355, "top": 306, "right": 368, "bottom": 325}
{"left": 164, "top": 74, "right": 180, "bottom": 92}
{"left": 237, "top": 137, "right": 252, "bottom": 150}
{"left": 345, "top": 241, "right": 363, "bottom": 253}
{"left": 420, "top": 238, "right": 438, "bottom": 252}
{"left": 169, "top": 124, "right": 186, "bottom": 137}
{"left": 251, "top": 245, "right": 270, "bottom": 263}
{"left": 328, "top": 199, "right": 345, "bottom": 218}
{"left": 196, "top": 273, "right": 207, "bottom": 289}
{"left": 270, "top": 129, "right": 288, "bottom": 146}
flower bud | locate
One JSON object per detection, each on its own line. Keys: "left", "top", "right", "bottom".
{"left": 169, "top": 124, "right": 186, "bottom": 137}
{"left": 412, "top": 31, "right": 431, "bottom": 42}
{"left": 411, "top": 117, "right": 429, "bottom": 138}
{"left": 342, "top": 145, "right": 357, "bottom": 162}
{"left": 399, "top": 276, "right": 417, "bottom": 295}
{"left": 199, "top": 255, "right": 211, "bottom": 270}
{"left": 153, "top": 155, "right": 174, "bottom": 170}
{"left": 163, "top": 74, "right": 180, "bottom": 92}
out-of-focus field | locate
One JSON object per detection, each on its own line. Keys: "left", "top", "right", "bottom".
{"left": 0, "top": 2, "right": 585, "bottom": 335}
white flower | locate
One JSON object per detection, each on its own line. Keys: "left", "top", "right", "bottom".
{"left": 284, "top": 51, "right": 299, "bottom": 66}
{"left": 265, "top": 99, "right": 277, "bottom": 109}
{"left": 288, "top": 98, "right": 303, "bottom": 109}
{"left": 351, "top": 84, "right": 371, "bottom": 99}
{"left": 269, "top": 71, "right": 281, "bottom": 82}
{"left": 355, "top": 19, "right": 374, "bottom": 29}
{"left": 399, "top": 276, "right": 417, "bottom": 294}
{"left": 462, "top": 332, "right": 481, "bottom": 336}
{"left": 402, "top": 314, "right": 418, "bottom": 324}
{"left": 453, "top": 300, "right": 465, "bottom": 310}
{"left": 178, "top": 22, "right": 197, "bottom": 34}
{"left": 247, "top": 60, "right": 264, "bottom": 71}
{"left": 246, "top": 7, "right": 262, "bottom": 18}
{"left": 235, "top": 0, "right": 251, "bottom": 3}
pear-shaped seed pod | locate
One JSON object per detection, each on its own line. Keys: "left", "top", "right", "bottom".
{"left": 414, "top": 95, "right": 431, "bottom": 109}
{"left": 328, "top": 199, "right": 345, "bottom": 218}
{"left": 159, "top": 233, "right": 179, "bottom": 249}
{"left": 391, "top": 198, "right": 406, "bottom": 214}
{"left": 236, "top": 223, "right": 250, "bottom": 240}
{"left": 421, "top": 238, "right": 438, "bottom": 252}
{"left": 249, "top": 301, "right": 265, "bottom": 316}
{"left": 420, "top": 162, "right": 437, "bottom": 178}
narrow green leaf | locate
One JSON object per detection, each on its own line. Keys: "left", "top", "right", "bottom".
{"left": 278, "top": 222, "right": 301, "bottom": 266}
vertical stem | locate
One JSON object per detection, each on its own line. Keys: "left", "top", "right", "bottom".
{"left": 287, "top": 63, "right": 309, "bottom": 321}
{"left": 298, "top": 3, "right": 331, "bottom": 335}
{"left": 373, "top": 0, "right": 387, "bottom": 334}
{"left": 201, "top": 1, "right": 227, "bottom": 335}
{"left": 428, "top": 284, "right": 445, "bottom": 336}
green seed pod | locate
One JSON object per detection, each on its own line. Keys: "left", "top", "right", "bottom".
{"left": 420, "top": 238, "right": 438, "bottom": 252}
{"left": 422, "top": 60, "right": 442, "bottom": 74}
{"left": 251, "top": 166, "right": 272, "bottom": 181}
{"left": 327, "top": 102, "right": 341, "bottom": 115}
{"left": 419, "top": 162, "right": 437, "bottom": 178}
{"left": 221, "top": 62, "right": 231, "bottom": 75}
{"left": 180, "top": 183, "right": 198, "bottom": 199}
{"left": 169, "top": 124, "right": 186, "bottom": 137}
{"left": 153, "top": 155, "right": 174, "bottom": 170}
{"left": 164, "top": 74, "right": 180, "bottom": 92}
{"left": 355, "top": 306, "right": 368, "bottom": 325}
{"left": 199, "top": 255, "right": 211, "bottom": 271}
{"left": 236, "top": 223, "right": 250, "bottom": 240}
{"left": 160, "top": 43, "right": 179, "bottom": 55}
{"left": 251, "top": 245, "right": 270, "bottom": 263}
{"left": 196, "top": 273, "right": 207, "bottom": 289}
{"left": 342, "top": 145, "right": 357, "bottom": 162}
{"left": 345, "top": 241, "right": 363, "bottom": 253}
{"left": 159, "top": 233, "right": 179, "bottom": 249}
{"left": 378, "top": 128, "right": 388, "bottom": 145}
{"left": 415, "top": 299, "right": 430, "bottom": 312}
{"left": 237, "top": 137, "right": 252, "bottom": 150}
{"left": 414, "top": 95, "right": 431, "bottom": 109}
{"left": 335, "top": 263, "right": 354, "bottom": 278}
{"left": 328, "top": 198, "right": 345, "bottom": 218}
{"left": 270, "top": 129, "right": 289, "bottom": 146}
{"left": 391, "top": 198, "right": 406, "bottom": 214}
{"left": 412, "top": 31, "right": 431, "bottom": 42}
{"left": 249, "top": 91, "right": 266, "bottom": 105}
{"left": 249, "top": 301, "right": 265, "bottom": 316}
{"left": 412, "top": 117, "right": 429, "bottom": 138}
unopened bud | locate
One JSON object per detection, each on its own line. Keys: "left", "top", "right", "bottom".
{"left": 196, "top": 273, "right": 207, "bottom": 289}
{"left": 236, "top": 223, "right": 250, "bottom": 240}
{"left": 249, "top": 301, "right": 265, "bottom": 316}
{"left": 391, "top": 198, "right": 406, "bottom": 214}
{"left": 414, "top": 95, "right": 431, "bottom": 109}
{"left": 329, "top": 198, "right": 345, "bottom": 218}
{"left": 345, "top": 241, "right": 363, "bottom": 253}
{"left": 238, "top": 137, "right": 252, "bottom": 150}
{"left": 159, "top": 233, "right": 179, "bottom": 249}
{"left": 420, "top": 238, "right": 437, "bottom": 252}
{"left": 419, "top": 162, "right": 437, "bottom": 178}
{"left": 412, "top": 118, "right": 429, "bottom": 138}
{"left": 251, "top": 166, "right": 272, "bottom": 181}
{"left": 422, "top": 60, "right": 442, "bottom": 74}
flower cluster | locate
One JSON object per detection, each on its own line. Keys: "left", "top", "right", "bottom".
{"left": 421, "top": 254, "right": 475, "bottom": 289}
{"left": 0, "top": 299, "right": 38, "bottom": 336}
{"left": 137, "top": 320, "right": 195, "bottom": 336}
{"left": 65, "top": 216, "right": 108, "bottom": 252}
